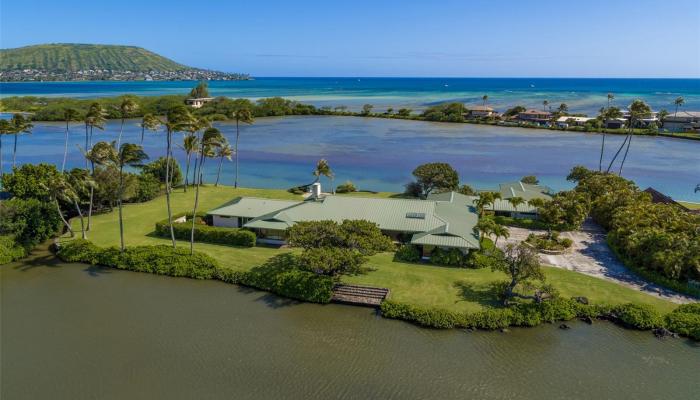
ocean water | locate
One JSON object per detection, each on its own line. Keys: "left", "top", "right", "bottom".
{"left": 1, "top": 77, "right": 699, "bottom": 114}
{"left": 4, "top": 116, "right": 700, "bottom": 201}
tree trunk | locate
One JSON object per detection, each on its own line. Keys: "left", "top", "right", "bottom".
{"left": 141, "top": 125, "right": 145, "bottom": 144}
{"left": 62, "top": 120, "right": 69, "bottom": 173}
{"left": 55, "top": 199, "right": 74, "bottom": 237}
{"left": 74, "top": 199, "right": 86, "bottom": 239}
{"left": 618, "top": 134, "right": 633, "bottom": 175}
{"left": 184, "top": 152, "right": 191, "bottom": 192}
{"left": 605, "top": 133, "right": 629, "bottom": 173}
{"left": 215, "top": 155, "right": 223, "bottom": 186}
{"left": 12, "top": 133, "right": 18, "bottom": 168}
{"left": 84, "top": 123, "right": 89, "bottom": 169}
{"left": 117, "top": 118, "right": 125, "bottom": 148}
{"left": 598, "top": 131, "right": 606, "bottom": 172}
{"left": 190, "top": 150, "right": 205, "bottom": 255}
{"left": 165, "top": 129, "right": 176, "bottom": 248}
{"left": 234, "top": 119, "right": 240, "bottom": 188}
{"left": 118, "top": 165, "right": 125, "bottom": 251}
{"left": 503, "top": 278, "right": 517, "bottom": 306}
{"left": 87, "top": 160, "right": 95, "bottom": 231}
{"left": 0, "top": 136, "right": 3, "bottom": 183}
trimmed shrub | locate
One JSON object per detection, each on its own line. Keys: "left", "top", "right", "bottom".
{"left": 613, "top": 303, "right": 662, "bottom": 330}
{"left": 430, "top": 247, "right": 466, "bottom": 266}
{"left": 466, "top": 308, "right": 515, "bottom": 330}
{"left": 154, "top": 213, "right": 256, "bottom": 247}
{"left": 380, "top": 301, "right": 465, "bottom": 329}
{"left": 394, "top": 244, "right": 421, "bottom": 262}
{"left": 665, "top": 304, "right": 700, "bottom": 340}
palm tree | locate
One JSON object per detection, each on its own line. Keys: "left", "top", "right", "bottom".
{"left": 557, "top": 103, "right": 568, "bottom": 114}
{"left": 116, "top": 97, "right": 138, "bottom": 148}
{"left": 230, "top": 107, "right": 254, "bottom": 188}
{"left": 482, "top": 95, "right": 488, "bottom": 106}
{"left": 191, "top": 127, "right": 224, "bottom": 254}
{"left": 79, "top": 144, "right": 106, "bottom": 232}
{"left": 43, "top": 173, "right": 78, "bottom": 238}
{"left": 492, "top": 224, "right": 510, "bottom": 246}
{"left": 507, "top": 196, "right": 525, "bottom": 212}
{"left": 473, "top": 192, "right": 502, "bottom": 216}
{"left": 0, "top": 119, "right": 13, "bottom": 182}
{"left": 140, "top": 113, "right": 161, "bottom": 144}
{"left": 179, "top": 133, "right": 199, "bottom": 190}
{"left": 187, "top": 116, "right": 212, "bottom": 187}
{"left": 215, "top": 141, "right": 233, "bottom": 187}
{"left": 160, "top": 106, "right": 193, "bottom": 247}
{"left": 66, "top": 169, "right": 95, "bottom": 240}
{"left": 607, "top": 100, "right": 651, "bottom": 174}
{"left": 674, "top": 96, "right": 684, "bottom": 118}
{"left": 607, "top": 93, "right": 614, "bottom": 109}
{"left": 62, "top": 108, "right": 80, "bottom": 172}
{"left": 599, "top": 106, "right": 623, "bottom": 171}
{"left": 10, "top": 113, "right": 32, "bottom": 168}
{"left": 542, "top": 100, "right": 549, "bottom": 112}
{"left": 313, "top": 158, "right": 335, "bottom": 193}
{"left": 86, "top": 102, "right": 106, "bottom": 148}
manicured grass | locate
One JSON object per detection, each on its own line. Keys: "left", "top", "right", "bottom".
{"left": 678, "top": 201, "right": 700, "bottom": 210}
{"left": 67, "top": 185, "right": 678, "bottom": 313}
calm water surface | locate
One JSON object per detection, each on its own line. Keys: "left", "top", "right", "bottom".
{"left": 5, "top": 116, "right": 700, "bottom": 201}
{"left": 1, "top": 248, "right": 698, "bottom": 400}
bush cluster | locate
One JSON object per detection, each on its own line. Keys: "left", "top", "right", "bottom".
{"left": 154, "top": 213, "right": 256, "bottom": 247}
{"left": 335, "top": 181, "right": 357, "bottom": 193}
{"left": 429, "top": 247, "right": 466, "bottom": 266}
{"left": 525, "top": 233, "right": 573, "bottom": 251}
{"left": 665, "top": 304, "right": 700, "bottom": 340}
{"left": 0, "top": 235, "right": 27, "bottom": 264}
{"left": 612, "top": 303, "right": 662, "bottom": 330}
{"left": 394, "top": 244, "right": 421, "bottom": 262}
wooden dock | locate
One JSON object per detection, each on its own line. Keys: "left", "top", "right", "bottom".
{"left": 331, "top": 284, "right": 389, "bottom": 307}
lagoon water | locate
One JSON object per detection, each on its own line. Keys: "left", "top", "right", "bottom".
{"left": 1, "top": 248, "right": 699, "bottom": 400}
{"left": 6, "top": 115, "right": 700, "bottom": 201}
{"left": 2, "top": 77, "right": 700, "bottom": 114}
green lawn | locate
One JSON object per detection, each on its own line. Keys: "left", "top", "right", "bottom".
{"left": 67, "top": 185, "right": 678, "bottom": 313}
{"left": 678, "top": 201, "right": 700, "bottom": 210}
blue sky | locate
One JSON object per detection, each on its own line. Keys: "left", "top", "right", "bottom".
{"left": 1, "top": 0, "right": 699, "bottom": 78}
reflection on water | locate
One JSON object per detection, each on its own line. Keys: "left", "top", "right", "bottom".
{"left": 1, "top": 248, "right": 699, "bottom": 400}
{"left": 6, "top": 116, "right": 700, "bottom": 201}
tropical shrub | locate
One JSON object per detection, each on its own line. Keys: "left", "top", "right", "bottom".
{"left": 140, "top": 157, "right": 183, "bottom": 186}
{"left": 525, "top": 232, "right": 573, "bottom": 251}
{"left": 287, "top": 219, "right": 393, "bottom": 255}
{"left": 613, "top": 303, "right": 662, "bottom": 330}
{"left": 1, "top": 163, "right": 61, "bottom": 200}
{"left": 335, "top": 181, "right": 357, "bottom": 193}
{"left": 154, "top": 213, "right": 256, "bottom": 247}
{"left": 0, "top": 235, "right": 27, "bottom": 264}
{"left": 394, "top": 244, "right": 421, "bottom": 262}
{"left": 664, "top": 304, "right": 700, "bottom": 340}
{"left": 298, "top": 247, "right": 367, "bottom": 276}
{"left": 133, "top": 173, "right": 161, "bottom": 203}
{"left": 380, "top": 301, "right": 465, "bottom": 329}
{"left": 0, "top": 198, "right": 62, "bottom": 248}
{"left": 430, "top": 247, "right": 466, "bottom": 266}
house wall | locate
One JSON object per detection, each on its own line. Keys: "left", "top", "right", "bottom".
{"left": 212, "top": 215, "right": 240, "bottom": 228}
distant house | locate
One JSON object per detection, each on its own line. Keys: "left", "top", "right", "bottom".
{"left": 517, "top": 109, "right": 552, "bottom": 124}
{"left": 185, "top": 97, "right": 214, "bottom": 108}
{"left": 555, "top": 116, "right": 594, "bottom": 128}
{"left": 604, "top": 118, "right": 626, "bottom": 129}
{"left": 623, "top": 111, "right": 659, "bottom": 128}
{"left": 208, "top": 185, "right": 481, "bottom": 256}
{"left": 465, "top": 105, "right": 496, "bottom": 118}
{"left": 662, "top": 111, "right": 700, "bottom": 132}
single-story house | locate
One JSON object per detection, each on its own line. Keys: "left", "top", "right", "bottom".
{"left": 662, "top": 111, "right": 700, "bottom": 132}
{"left": 465, "top": 105, "right": 496, "bottom": 118}
{"left": 604, "top": 118, "right": 627, "bottom": 129}
{"left": 207, "top": 188, "right": 481, "bottom": 256}
{"left": 185, "top": 97, "right": 214, "bottom": 108}
{"left": 556, "top": 116, "right": 594, "bottom": 128}
{"left": 517, "top": 109, "right": 552, "bottom": 124}
{"left": 477, "top": 181, "right": 553, "bottom": 218}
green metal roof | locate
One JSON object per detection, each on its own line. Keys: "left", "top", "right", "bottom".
{"left": 209, "top": 192, "right": 481, "bottom": 250}
{"left": 496, "top": 181, "right": 553, "bottom": 201}
{"left": 207, "top": 197, "right": 302, "bottom": 218}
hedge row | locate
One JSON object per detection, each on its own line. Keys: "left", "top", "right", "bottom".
{"left": 57, "top": 240, "right": 331, "bottom": 303}
{"left": 0, "top": 235, "right": 27, "bottom": 265}
{"left": 154, "top": 213, "right": 256, "bottom": 247}
{"left": 380, "top": 299, "right": 698, "bottom": 340}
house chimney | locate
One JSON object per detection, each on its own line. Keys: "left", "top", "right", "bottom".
{"left": 311, "top": 182, "right": 322, "bottom": 198}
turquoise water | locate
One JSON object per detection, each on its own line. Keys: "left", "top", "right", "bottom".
{"left": 2, "top": 77, "right": 699, "bottom": 114}
{"left": 6, "top": 116, "right": 700, "bottom": 201}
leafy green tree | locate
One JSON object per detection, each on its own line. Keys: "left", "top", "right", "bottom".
{"left": 0, "top": 119, "right": 12, "bottom": 181}
{"left": 504, "top": 105, "right": 526, "bottom": 117}
{"left": 361, "top": 104, "right": 374, "bottom": 115}
{"left": 1, "top": 163, "right": 61, "bottom": 200}
{"left": 410, "top": 163, "right": 459, "bottom": 198}
{"left": 520, "top": 175, "right": 539, "bottom": 184}
{"left": 9, "top": 114, "right": 32, "bottom": 168}
{"left": 566, "top": 165, "right": 594, "bottom": 183}
{"left": 0, "top": 198, "right": 61, "bottom": 248}
{"left": 557, "top": 103, "right": 568, "bottom": 114}
{"left": 397, "top": 108, "right": 412, "bottom": 117}
{"left": 287, "top": 220, "right": 393, "bottom": 255}
{"left": 116, "top": 97, "right": 138, "bottom": 148}
{"left": 189, "top": 81, "right": 210, "bottom": 98}
{"left": 190, "top": 127, "right": 224, "bottom": 254}
{"left": 539, "top": 191, "right": 590, "bottom": 232}
{"left": 230, "top": 106, "right": 254, "bottom": 188}
{"left": 215, "top": 142, "right": 233, "bottom": 186}
{"left": 458, "top": 184, "right": 477, "bottom": 196}
{"left": 492, "top": 243, "right": 546, "bottom": 305}
{"left": 298, "top": 247, "right": 367, "bottom": 277}
{"left": 61, "top": 107, "right": 80, "bottom": 172}
{"left": 141, "top": 157, "right": 183, "bottom": 186}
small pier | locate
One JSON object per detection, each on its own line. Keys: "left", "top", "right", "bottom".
{"left": 331, "top": 284, "right": 389, "bottom": 307}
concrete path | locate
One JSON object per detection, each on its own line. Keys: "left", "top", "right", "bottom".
{"left": 497, "top": 220, "right": 696, "bottom": 304}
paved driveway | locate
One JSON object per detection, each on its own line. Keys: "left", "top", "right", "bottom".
{"left": 498, "top": 220, "right": 696, "bottom": 304}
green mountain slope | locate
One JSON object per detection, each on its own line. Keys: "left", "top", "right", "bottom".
{"left": 0, "top": 43, "right": 188, "bottom": 72}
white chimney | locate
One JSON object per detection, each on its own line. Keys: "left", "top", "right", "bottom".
{"left": 311, "top": 182, "right": 322, "bottom": 198}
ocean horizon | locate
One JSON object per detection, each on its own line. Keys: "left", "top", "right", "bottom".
{"left": 2, "top": 77, "right": 699, "bottom": 115}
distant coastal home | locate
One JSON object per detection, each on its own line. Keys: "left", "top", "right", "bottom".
{"left": 185, "top": 97, "right": 214, "bottom": 108}
{"left": 465, "top": 105, "right": 497, "bottom": 118}
{"left": 662, "top": 111, "right": 700, "bottom": 132}
{"left": 555, "top": 116, "right": 594, "bottom": 128}
{"left": 207, "top": 183, "right": 480, "bottom": 257}
{"left": 516, "top": 109, "right": 552, "bottom": 125}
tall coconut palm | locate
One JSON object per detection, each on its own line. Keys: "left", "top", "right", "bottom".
{"left": 230, "top": 107, "right": 254, "bottom": 188}
{"left": 179, "top": 133, "right": 199, "bottom": 190}
{"left": 674, "top": 96, "right": 684, "bottom": 118}
{"left": 116, "top": 97, "right": 138, "bottom": 148}
{"left": 607, "top": 100, "right": 651, "bottom": 174}
{"left": 81, "top": 141, "right": 115, "bottom": 231}
{"left": 492, "top": 224, "right": 509, "bottom": 246}
{"left": 62, "top": 108, "right": 80, "bottom": 173}
{"left": 599, "top": 106, "right": 623, "bottom": 171}
{"left": 86, "top": 102, "right": 107, "bottom": 148}
{"left": 542, "top": 100, "right": 549, "bottom": 112}
{"left": 191, "top": 127, "right": 224, "bottom": 254}
{"left": 187, "top": 116, "right": 212, "bottom": 187}
{"left": 557, "top": 103, "right": 568, "bottom": 114}
{"left": 160, "top": 106, "right": 193, "bottom": 247}
{"left": 9, "top": 113, "right": 32, "bottom": 169}
{"left": 140, "top": 113, "right": 161, "bottom": 144}
{"left": 473, "top": 191, "right": 502, "bottom": 216}
{"left": 66, "top": 169, "right": 95, "bottom": 240}
{"left": 507, "top": 196, "right": 525, "bottom": 212}
{"left": 0, "top": 119, "right": 13, "bottom": 182}
{"left": 313, "top": 158, "right": 335, "bottom": 193}
{"left": 215, "top": 141, "right": 233, "bottom": 187}
{"left": 482, "top": 95, "right": 488, "bottom": 106}
{"left": 42, "top": 173, "right": 78, "bottom": 238}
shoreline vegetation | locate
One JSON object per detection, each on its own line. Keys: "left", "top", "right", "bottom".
{"left": 1, "top": 93, "right": 698, "bottom": 141}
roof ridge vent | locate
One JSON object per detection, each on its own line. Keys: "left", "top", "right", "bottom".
{"left": 519, "top": 182, "right": 525, "bottom": 191}
{"left": 510, "top": 187, "right": 516, "bottom": 197}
